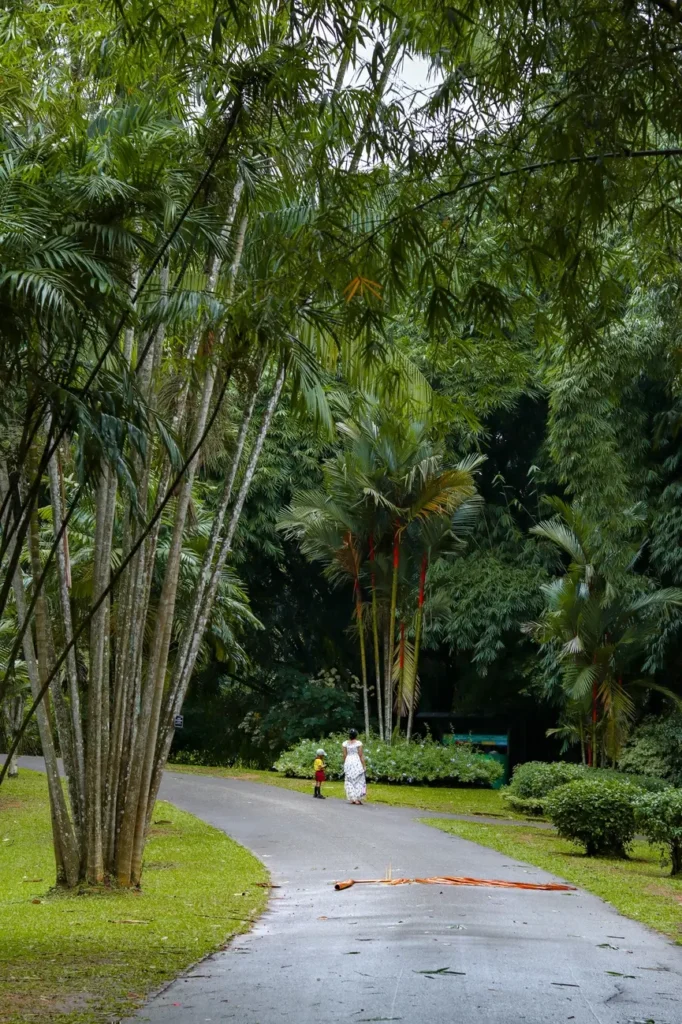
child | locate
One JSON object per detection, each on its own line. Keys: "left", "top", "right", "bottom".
{"left": 313, "top": 748, "right": 326, "bottom": 799}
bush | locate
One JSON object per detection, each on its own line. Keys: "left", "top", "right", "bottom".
{"left": 635, "top": 789, "right": 682, "bottom": 876}
{"left": 619, "top": 713, "right": 682, "bottom": 787}
{"left": 545, "top": 778, "right": 639, "bottom": 856}
{"left": 502, "top": 760, "right": 668, "bottom": 815}
{"left": 273, "top": 735, "right": 503, "bottom": 787}
{"left": 503, "top": 761, "right": 587, "bottom": 815}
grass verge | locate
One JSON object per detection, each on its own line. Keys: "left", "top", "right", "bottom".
{"left": 167, "top": 763, "right": 521, "bottom": 818}
{"left": 424, "top": 817, "right": 682, "bottom": 943}
{"left": 0, "top": 769, "right": 268, "bottom": 1023}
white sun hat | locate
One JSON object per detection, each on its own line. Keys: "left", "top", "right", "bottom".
{"left": 316, "top": 748, "right": 326, "bottom": 756}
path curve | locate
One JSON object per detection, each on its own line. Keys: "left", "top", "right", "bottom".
{"left": 133, "top": 770, "right": 679, "bottom": 1024}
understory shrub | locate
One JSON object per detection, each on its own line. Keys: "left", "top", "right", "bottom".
{"left": 618, "top": 713, "right": 682, "bottom": 787}
{"left": 502, "top": 760, "right": 668, "bottom": 815}
{"left": 635, "top": 789, "right": 682, "bottom": 876}
{"left": 502, "top": 761, "right": 587, "bottom": 815}
{"left": 545, "top": 778, "right": 639, "bottom": 856}
{"left": 274, "top": 735, "right": 503, "bottom": 787}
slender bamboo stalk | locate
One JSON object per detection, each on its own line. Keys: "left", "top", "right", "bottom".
{"left": 348, "top": 38, "right": 401, "bottom": 173}
{"left": 406, "top": 552, "right": 428, "bottom": 740}
{"left": 147, "top": 362, "right": 286, "bottom": 824}
{"left": 354, "top": 580, "right": 370, "bottom": 738}
{"left": 47, "top": 446, "right": 85, "bottom": 826}
{"left": 397, "top": 619, "right": 406, "bottom": 725}
{"left": 0, "top": 463, "right": 80, "bottom": 885}
{"left": 86, "top": 466, "right": 116, "bottom": 884}
{"left": 591, "top": 679, "right": 598, "bottom": 768}
{"left": 27, "top": 498, "right": 81, "bottom": 844}
{"left": 171, "top": 354, "right": 264, "bottom": 697}
{"left": 120, "top": 357, "right": 219, "bottom": 886}
{"left": 369, "top": 534, "right": 383, "bottom": 741}
{"left": 385, "top": 526, "right": 400, "bottom": 742}
{"left": 3, "top": 696, "right": 23, "bottom": 777}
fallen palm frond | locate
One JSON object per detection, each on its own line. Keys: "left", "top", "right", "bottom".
{"left": 334, "top": 876, "right": 576, "bottom": 892}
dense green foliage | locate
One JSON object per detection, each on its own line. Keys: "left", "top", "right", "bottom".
{"left": 4, "top": 0, "right": 682, "bottom": 826}
{"left": 274, "top": 735, "right": 503, "bottom": 786}
{"left": 635, "top": 789, "right": 682, "bottom": 876}
{"left": 619, "top": 714, "right": 682, "bottom": 787}
{"left": 503, "top": 761, "right": 588, "bottom": 815}
{"left": 504, "top": 760, "right": 668, "bottom": 815}
{"left": 546, "top": 778, "right": 639, "bottom": 856}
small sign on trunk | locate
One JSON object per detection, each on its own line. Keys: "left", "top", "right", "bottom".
{"left": 173, "top": 714, "right": 184, "bottom": 729}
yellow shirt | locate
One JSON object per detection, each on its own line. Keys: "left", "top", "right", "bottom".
{"left": 314, "top": 758, "right": 324, "bottom": 772}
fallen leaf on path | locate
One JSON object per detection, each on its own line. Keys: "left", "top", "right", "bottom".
{"left": 605, "top": 971, "right": 635, "bottom": 978}
{"left": 414, "top": 967, "right": 465, "bottom": 976}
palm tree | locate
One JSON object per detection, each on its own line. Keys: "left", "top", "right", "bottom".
{"left": 527, "top": 500, "right": 682, "bottom": 764}
{"left": 280, "top": 409, "right": 483, "bottom": 740}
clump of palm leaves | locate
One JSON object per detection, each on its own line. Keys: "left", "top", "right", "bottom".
{"left": 525, "top": 499, "right": 682, "bottom": 764}
{"left": 278, "top": 405, "right": 484, "bottom": 741}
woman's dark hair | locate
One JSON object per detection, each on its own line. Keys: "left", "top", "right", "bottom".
{"left": 348, "top": 728, "right": 358, "bottom": 740}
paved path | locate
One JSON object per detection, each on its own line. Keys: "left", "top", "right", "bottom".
{"left": 11, "top": 758, "right": 681, "bottom": 1022}
{"left": 135, "top": 770, "right": 679, "bottom": 1024}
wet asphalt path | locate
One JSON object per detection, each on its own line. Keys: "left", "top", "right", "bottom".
{"left": 120, "top": 770, "right": 681, "bottom": 1024}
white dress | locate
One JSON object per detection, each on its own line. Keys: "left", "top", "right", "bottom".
{"left": 343, "top": 739, "right": 366, "bottom": 802}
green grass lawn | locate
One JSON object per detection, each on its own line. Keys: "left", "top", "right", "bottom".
{"left": 0, "top": 769, "right": 268, "bottom": 1023}
{"left": 424, "top": 817, "right": 682, "bottom": 943}
{"left": 167, "top": 763, "right": 520, "bottom": 817}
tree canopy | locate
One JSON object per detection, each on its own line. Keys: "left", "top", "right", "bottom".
{"left": 3, "top": 0, "right": 682, "bottom": 887}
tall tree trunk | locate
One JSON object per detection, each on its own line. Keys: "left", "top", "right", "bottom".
{"left": 27, "top": 499, "right": 82, "bottom": 847}
{"left": 369, "top": 535, "right": 383, "bottom": 741}
{"left": 3, "top": 695, "right": 23, "bottom": 777}
{"left": 86, "top": 466, "right": 116, "bottom": 884}
{"left": 579, "top": 718, "right": 586, "bottom": 765}
{"left": 396, "top": 619, "right": 406, "bottom": 731}
{"left": 47, "top": 447, "right": 85, "bottom": 830}
{"left": 0, "top": 462, "right": 80, "bottom": 886}
{"left": 170, "top": 358, "right": 263, "bottom": 698}
{"left": 105, "top": 269, "right": 169, "bottom": 869}
{"left": 354, "top": 581, "right": 370, "bottom": 737}
{"left": 147, "top": 361, "right": 286, "bottom": 825}
{"left": 590, "top": 679, "right": 598, "bottom": 769}
{"left": 116, "top": 188, "right": 244, "bottom": 886}
{"left": 406, "top": 552, "right": 427, "bottom": 740}
{"left": 117, "top": 355, "right": 219, "bottom": 886}
{"left": 385, "top": 527, "right": 400, "bottom": 742}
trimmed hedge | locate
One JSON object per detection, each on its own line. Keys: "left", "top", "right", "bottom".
{"left": 273, "top": 735, "right": 503, "bottom": 787}
{"left": 545, "top": 778, "right": 639, "bottom": 856}
{"left": 635, "top": 789, "right": 682, "bottom": 876}
{"left": 502, "top": 760, "right": 668, "bottom": 816}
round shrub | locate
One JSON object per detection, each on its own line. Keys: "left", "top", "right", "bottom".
{"left": 509, "top": 761, "right": 587, "bottom": 798}
{"left": 503, "top": 761, "right": 587, "bottom": 815}
{"left": 502, "top": 761, "right": 668, "bottom": 816}
{"left": 635, "top": 789, "right": 682, "bottom": 876}
{"left": 273, "top": 734, "right": 503, "bottom": 787}
{"left": 545, "top": 778, "right": 638, "bottom": 856}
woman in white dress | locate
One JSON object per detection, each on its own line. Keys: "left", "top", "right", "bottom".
{"left": 342, "top": 728, "right": 367, "bottom": 804}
